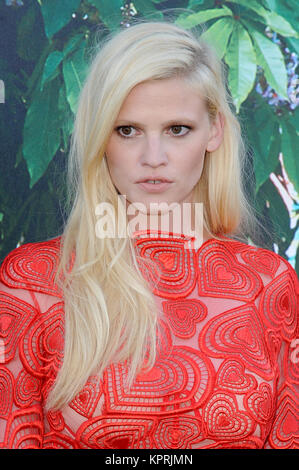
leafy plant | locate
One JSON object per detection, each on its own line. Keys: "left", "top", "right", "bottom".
{"left": 0, "top": 0, "right": 298, "bottom": 274}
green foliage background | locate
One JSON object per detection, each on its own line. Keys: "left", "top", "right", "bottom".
{"left": 0, "top": 0, "right": 298, "bottom": 274}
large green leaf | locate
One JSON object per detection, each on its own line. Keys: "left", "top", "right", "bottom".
{"left": 17, "top": 2, "right": 46, "bottom": 61}
{"left": 175, "top": 6, "right": 232, "bottom": 29}
{"left": 262, "top": 11, "right": 298, "bottom": 37}
{"left": 40, "top": 51, "right": 64, "bottom": 91}
{"left": 249, "top": 28, "right": 288, "bottom": 100}
{"left": 227, "top": 0, "right": 298, "bottom": 37}
{"left": 200, "top": 17, "right": 234, "bottom": 59}
{"left": 287, "top": 108, "right": 299, "bottom": 134}
{"left": 264, "top": 0, "right": 276, "bottom": 8}
{"left": 245, "top": 107, "right": 280, "bottom": 192}
{"left": 23, "top": 77, "right": 62, "bottom": 188}
{"left": 280, "top": 121, "right": 299, "bottom": 193}
{"left": 40, "top": 0, "right": 81, "bottom": 38}
{"left": 224, "top": 23, "right": 256, "bottom": 112}
{"left": 257, "top": 178, "right": 293, "bottom": 251}
{"left": 40, "top": 34, "right": 84, "bottom": 92}
{"left": 63, "top": 39, "right": 88, "bottom": 114}
{"left": 58, "top": 83, "right": 74, "bottom": 151}
{"left": 63, "top": 34, "right": 85, "bottom": 57}
{"left": 264, "top": 0, "right": 299, "bottom": 32}
{"left": 226, "top": 0, "right": 270, "bottom": 16}
{"left": 286, "top": 37, "right": 299, "bottom": 55}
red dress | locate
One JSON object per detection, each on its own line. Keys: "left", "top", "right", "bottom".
{"left": 0, "top": 231, "right": 298, "bottom": 449}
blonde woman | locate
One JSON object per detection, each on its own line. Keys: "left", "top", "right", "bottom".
{"left": 0, "top": 21, "right": 298, "bottom": 450}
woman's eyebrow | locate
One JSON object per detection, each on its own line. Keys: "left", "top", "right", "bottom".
{"left": 115, "top": 118, "right": 198, "bottom": 127}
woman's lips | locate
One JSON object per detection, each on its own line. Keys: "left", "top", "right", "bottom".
{"left": 137, "top": 181, "right": 173, "bottom": 193}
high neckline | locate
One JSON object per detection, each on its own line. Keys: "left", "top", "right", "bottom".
{"left": 131, "top": 229, "right": 231, "bottom": 252}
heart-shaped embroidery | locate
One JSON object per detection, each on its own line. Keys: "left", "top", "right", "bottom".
{"left": 153, "top": 416, "right": 201, "bottom": 448}
{"left": 284, "top": 341, "right": 299, "bottom": 384}
{"left": 198, "top": 241, "right": 262, "bottom": 301}
{"left": 0, "top": 367, "right": 14, "bottom": 418}
{"left": 134, "top": 235, "right": 197, "bottom": 298}
{"left": 265, "top": 330, "right": 282, "bottom": 365}
{"left": 46, "top": 327, "right": 64, "bottom": 354}
{"left": 76, "top": 416, "right": 154, "bottom": 449}
{"left": 216, "top": 358, "right": 257, "bottom": 394}
{"left": 70, "top": 375, "right": 102, "bottom": 418}
{"left": 0, "top": 237, "right": 62, "bottom": 297}
{"left": 245, "top": 382, "right": 274, "bottom": 423}
{"left": 4, "top": 407, "right": 43, "bottom": 448}
{"left": 162, "top": 298, "right": 207, "bottom": 338}
{"left": 203, "top": 391, "right": 253, "bottom": 440}
{"left": 241, "top": 248, "right": 280, "bottom": 278}
{"left": 260, "top": 271, "right": 297, "bottom": 341}
{"left": 268, "top": 386, "right": 299, "bottom": 448}
{"left": 20, "top": 302, "right": 64, "bottom": 378}
{"left": 105, "top": 346, "right": 213, "bottom": 414}
{"left": 14, "top": 369, "right": 42, "bottom": 408}
{"left": 199, "top": 303, "right": 273, "bottom": 380}
{"left": 0, "top": 292, "right": 37, "bottom": 362}
{"left": 46, "top": 409, "right": 65, "bottom": 431}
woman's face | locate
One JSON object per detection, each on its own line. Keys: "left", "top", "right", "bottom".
{"left": 105, "top": 77, "right": 224, "bottom": 213}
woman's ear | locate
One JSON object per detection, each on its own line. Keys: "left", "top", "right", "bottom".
{"left": 206, "top": 112, "right": 225, "bottom": 152}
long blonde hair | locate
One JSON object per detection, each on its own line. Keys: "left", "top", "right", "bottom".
{"left": 46, "top": 20, "right": 254, "bottom": 410}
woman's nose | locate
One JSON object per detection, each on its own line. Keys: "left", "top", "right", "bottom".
{"left": 139, "top": 136, "right": 168, "bottom": 167}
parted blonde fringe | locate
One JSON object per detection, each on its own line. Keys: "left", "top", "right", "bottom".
{"left": 46, "top": 20, "right": 255, "bottom": 411}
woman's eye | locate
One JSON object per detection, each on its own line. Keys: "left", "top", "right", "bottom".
{"left": 116, "top": 126, "right": 136, "bottom": 138}
{"left": 170, "top": 125, "right": 190, "bottom": 136}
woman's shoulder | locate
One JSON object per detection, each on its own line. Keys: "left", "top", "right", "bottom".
{"left": 203, "top": 237, "right": 298, "bottom": 340}
{"left": 199, "top": 236, "right": 299, "bottom": 309}
{"left": 214, "top": 236, "right": 298, "bottom": 284}
{"left": 0, "top": 235, "right": 63, "bottom": 297}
